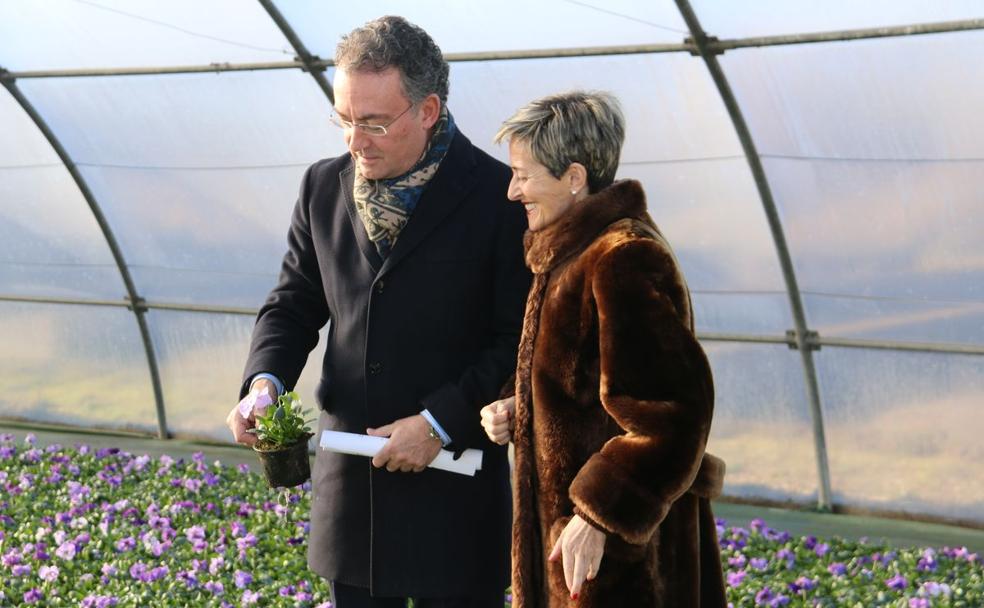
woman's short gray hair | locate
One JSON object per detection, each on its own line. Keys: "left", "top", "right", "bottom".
{"left": 335, "top": 15, "right": 450, "bottom": 105}
{"left": 495, "top": 91, "right": 625, "bottom": 193}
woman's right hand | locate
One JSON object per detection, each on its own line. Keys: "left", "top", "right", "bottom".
{"left": 480, "top": 396, "right": 515, "bottom": 445}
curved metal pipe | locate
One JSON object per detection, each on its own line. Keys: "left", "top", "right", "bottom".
{"left": 256, "top": 0, "right": 334, "bottom": 105}
{"left": 673, "top": 0, "right": 833, "bottom": 511}
{"left": 0, "top": 74, "right": 170, "bottom": 439}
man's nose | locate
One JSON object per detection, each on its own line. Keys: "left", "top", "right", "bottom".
{"left": 348, "top": 127, "right": 370, "bottom": 152}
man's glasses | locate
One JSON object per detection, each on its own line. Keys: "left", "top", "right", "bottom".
{"left": 329, "top": 103, "right": 415, "bottom": 137}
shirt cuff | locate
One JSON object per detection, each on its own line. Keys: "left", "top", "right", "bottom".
{"left": 250, "top": 373, "right": 285, "bottom": 396}
{"left": 420, "top": 409, "right": 451, "bottom": 447}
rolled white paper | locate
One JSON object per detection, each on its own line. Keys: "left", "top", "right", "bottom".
{"left": 319, "top": 430, "right": 483, "bottom": 476}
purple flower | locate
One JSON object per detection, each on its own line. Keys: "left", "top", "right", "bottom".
{"left": 178, "top": 569, "right": 200, "bottom": 588}
{"left": 12, "top": 564, "right": 32, "bottom": 576}
{"left": 234, "top": 570, "right": 253, "bottom": 589}
{"left": 25, "top": 433, "right": 37, "bottom": 445}
{"left": 726, "top": 570, "right": 746, "bottom": 587}
{"left": 237, "top": 463, "right": 250, "bottom": 474}
{"left": 230, "top": 521, "right": 247, "bottom": 538}
{"left": 186, "top": 526, "right": 206, "bottom": 542}
{"left": 129, "top": 562, "right": 146, "bottom": 579}
{"left": 39, "top": 564, "right": 59, "bottom": 582}
{"left": 115, "top": 537, "right": 136, "bottom": 552}
{"left": 909, "top": 599, "right": 929, "bottom": 608}
{"left": 728, "top": 554, "right": 747, "bottom": 568}
{"left": 775, "top": 548, "right": 796, "bottom": 569}
{"left": 885, "top": 573, "right": 907, "bottom": 590}
{"left": 241, "top": 589, "right": 260, "bottom": 606}
{"left": 205, "top": 581, "right": 225, "bottom": 596}
{"left": 793, "top": 576, "right": 816, "bottom": 592}
{"left": 210, "top": 556, "right": 225, "bottom": 575}
{"left": 750, "top": 518, "right": 766, "bottom": 533}
{"left": 750, "top": 557, "right": 768, "bottom": 571}
{"left": 81, "top": 595, "right": 119, "bottom": 608}
{"left": 236, "top": 533, "right": 258, "bottom": 554}
{"left": 143, "top": 536, "right": 171, "bottom": 557}
{"left": 144, "top": 565, "right": 169, "bottom": 582}
{"left": 921, "top": 581, "right": 952, "bottom": 597}
{"left": 802, "top": 535, "right": 817, "bottom": 550}
{"left": 827, "top": 562, "right": 847, "bottom": 576}
{"left": 101, "top": 564, "right": 117, "bottom": 577}
{"left": 754, "top": 587, "right": 773, "bottom": 605}
{"left": 814, "top": 542, "right": 829, "bottom": 557}
{"left": 2, "top": 550, "right": 21, "bottom": 567}
{"left": 33, "top": 545, "right": 50, "bottom": 561}
{"left": 23, "top": 588, "right": 43, "bottom": 604}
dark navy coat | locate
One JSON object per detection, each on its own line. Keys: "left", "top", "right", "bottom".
{"left": 241, "top": 130, "right": 530, "bottom": 597}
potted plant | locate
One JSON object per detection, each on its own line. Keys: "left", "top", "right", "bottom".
{"left": 250, "top": 391, "right": 315, "bottom": 488}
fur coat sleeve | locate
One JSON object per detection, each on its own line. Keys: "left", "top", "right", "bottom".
{"left": 568, "top": 233, "right": 715, "bottom": 546}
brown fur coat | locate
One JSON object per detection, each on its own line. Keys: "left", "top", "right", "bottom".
{"left": 511, "top": 180, "right": 726, "bottom": 607}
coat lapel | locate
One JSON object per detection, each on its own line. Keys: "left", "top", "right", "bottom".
{"left": 378, "top": 131, "right": 477, "bottom": 277}
{"left": 339, "top": 163, "right": 383, "bottom": 273}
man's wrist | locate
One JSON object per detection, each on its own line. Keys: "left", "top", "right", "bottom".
{"left": 250, "top": 373, "right": 284, "bottom": 396}
{"left": 419, "top": 409, "right": 450, "bottom": 447}
{"left": 426, "top": 423, "right": 442, "bottom": 443}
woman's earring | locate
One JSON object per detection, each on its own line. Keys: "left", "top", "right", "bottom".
{"left": 571, "top": 189, "right": 578, "bottom": 195}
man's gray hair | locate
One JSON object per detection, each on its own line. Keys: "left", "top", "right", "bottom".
{"left": 335, "top": 15, "right": 450, "bottom": 105}
{"left": 495, "top": 91, "right": 625, "bottom": 193}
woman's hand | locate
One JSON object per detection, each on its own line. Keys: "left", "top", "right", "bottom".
{"left": 480, "top": 396, "right": 515, "bottom": 444}
{"left": 549, "top": 514, "right": 606, "bottom": 599}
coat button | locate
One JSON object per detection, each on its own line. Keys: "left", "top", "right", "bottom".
{"left": 375, "top": 280, "right": 385, "bottom": 294}
{"left": 368, "top": 362, "right": 382, "bottom": 375}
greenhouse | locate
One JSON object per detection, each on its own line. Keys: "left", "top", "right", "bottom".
{"left": 1, "top": 1, "right": 983, "bottom": 606}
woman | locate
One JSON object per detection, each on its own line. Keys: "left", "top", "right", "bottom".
{"left": 481, "top": 91, "right": 726, "bottom": 607}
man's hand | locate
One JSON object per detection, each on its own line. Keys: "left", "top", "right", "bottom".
{"left": 367, "top": 414, "right": 443, "bottom": 473}
{"left": 548, "top": 514, "right": 606, "bottom": 600}
{"left": 225, "top": 378, "right": 277, "bottom": 447}
{"left": 480, "top": 396, "right": 515, "bottom": 445}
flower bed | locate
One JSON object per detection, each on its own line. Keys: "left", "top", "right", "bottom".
{"left": 1, "top": 433, "right": 982, "bottom": 607}
{"left": 718, "top": 516, "right": 982, "bottom": 607}
{"left": 0, "top": 433, "right": 330, "bottom": 607}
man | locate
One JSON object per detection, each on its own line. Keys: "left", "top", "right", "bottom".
{"left": 225, "top": 15, "right": 530, "bottom": 608}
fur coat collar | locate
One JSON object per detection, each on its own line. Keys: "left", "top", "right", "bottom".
{"left": 524, "top": 179, "right": 651, "bottom": 274}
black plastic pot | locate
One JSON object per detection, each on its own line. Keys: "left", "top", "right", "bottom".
{"left": 253, "top": 433, "right": 313, "bottom": 488}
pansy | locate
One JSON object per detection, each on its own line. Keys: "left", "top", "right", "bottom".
{"left": 38, "top": 564, "right": 59, "bottom": 582}
{"left": 234, "top": 569, "right": 254, "bottom": 589}
{"left": 238, "top": 391, "right": 274, "bottom": 419}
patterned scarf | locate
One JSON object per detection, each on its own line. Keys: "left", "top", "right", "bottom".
{"left": 353, "top": 106, "right": 456, "bottom": 258}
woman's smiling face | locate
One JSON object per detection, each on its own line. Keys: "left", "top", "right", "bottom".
{"left": 506, "top": 140, "right": 578, "bottom": 232}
